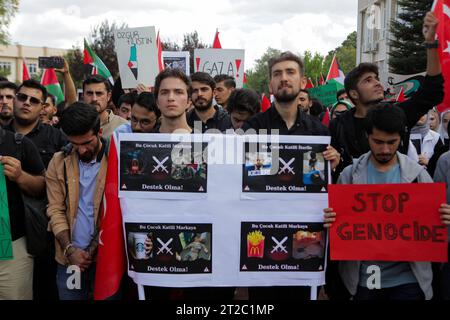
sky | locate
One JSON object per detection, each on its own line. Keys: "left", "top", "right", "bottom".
{"left": 9, "top": 0, "right": 357, "bottom": 70}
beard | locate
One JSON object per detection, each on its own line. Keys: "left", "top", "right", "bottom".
{"left": 373, "top": 153, "right": 395, "bottom": 165}
{"left": 274, "top": 87, "right": 300, "bottom": 103}
{"left": 193, "top": 97, "right": 213, "bottom": 111}
{"left": 79, "top": 137, "right": 100, "bottom": 163}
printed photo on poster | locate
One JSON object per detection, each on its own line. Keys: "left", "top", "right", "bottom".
{"left": 240, "top": 222, "right": 326, "bottom": 272}
{"left": 125, "top": 223, "right": 212, "bottom": 274}
{"left": 120, "top": 140, "right": 208, "bottom": 193}
{"left": 242, "top": 143, "right": 329, "bottom": 194}
{"left": 302, "top": 151, "right": 326, "bottom": 185}
{"left": 163, "top": 51, "right": 190, "bottom": 75}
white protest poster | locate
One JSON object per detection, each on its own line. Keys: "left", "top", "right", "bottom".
{"left": 163, "top": 51, "right": 190, "bottom": 75}
{"left": 119, "top": 134, "right": 328, "bottom": 290}
{"left": 114, "top": 27, "right": 158, "bottom": 89}
{"left": 194, "top": 49, "right": 245, "bottom": 88}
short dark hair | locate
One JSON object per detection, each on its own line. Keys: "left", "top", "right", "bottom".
{"left": 18, "top": 79, "right": 48, "bottom": 102}
{"left": 364, "top": 103, "right": 407, "bottom": 137}
{"left": 134, "top": 92, "right": 161, "bottom": 118}
{"left": 344, "top": 63, "right": 379, "bottom": 103}
{"left": 83, "top": 75, "right": 111, "bottom": 92}
{"left": 299, "top": 89, "right": 311, "bottom": 100}
{"left": 336, "top": 89, "right": 346, "bottom": 100}
{"left": 60, "top": 102, "right": 101, "bottom": 136}
{"left": 268, "top": 51, "right": 304, "bottom": 78}
{"left": 0, "top": 81, "right": 17, "bottom": 92}
{"left": 190, "top": 72, "right": 216, "bottom": 90}
{"left": 118, "top": 92, "right": 137, "bottom": 107}
{"left": 46, "top": 94, "right": 56, "bottom": 107}
{"left": 227, "top": 89, "right": 261, "bottom": 115}
{"left": 309, "top": 98, "right": 324, "bottom": 117}
{"left": 154, "top": 68, "right": 191, "bottom": 100}
{"left": 0, "top": 76, "right": 8, "bottom": 82}
{"left": 213, "top": 74, "right": 236, "bottom": 89}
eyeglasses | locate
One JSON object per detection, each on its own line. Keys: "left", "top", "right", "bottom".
{"left": 16, "top": 92, "right": 43, "bottom": 106}
{"left": 0, "top": 94, "right": 14, "bottom": 100}
{"left": 131, "top": 116, "right": 157, "bottom": 127}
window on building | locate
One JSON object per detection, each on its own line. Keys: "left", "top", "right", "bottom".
{"left": 27, "top": 63, "right": 37, "bottom": 75}
{"left": 0, "top": 61, "right": 11, "bottom": 74}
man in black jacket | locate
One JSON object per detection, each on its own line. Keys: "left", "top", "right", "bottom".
{"left": 330, "top": 11, "right": 443, "bottom": 174}
{"left": 187, "top": 72, "right": 232, "bottom": 133}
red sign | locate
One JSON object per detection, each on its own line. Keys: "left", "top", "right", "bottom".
{"left": 328, "top": 183, "right": 448, "bottom": 262}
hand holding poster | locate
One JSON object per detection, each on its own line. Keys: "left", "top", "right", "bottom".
{"left": 114, "top": 27, "right": 158, "bottom": 89}
{"left": 194, "top": 49, "right": 245, "bottom": 88}
{"left": 328, "top": 183, "right": 448, "bottom": 262}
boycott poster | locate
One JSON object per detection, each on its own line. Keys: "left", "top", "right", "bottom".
{"left": 120, "top": 134, "right": 327, "bottom": 290}
{"left": 240, "top": 222, "right": 326, "bottom": 272}
{"left": 163, "top": 51, "right": 190, "bottom": 75}
{"left": 119, "top": 138, "right": 208, "bottom": 198}
{"left": 328, "top": 183, "right": 448, "bottom": 262}
{"left": 125, "top": 223, "right": 212, "bottom": 274}
{"left": 114, "top": 26, "right": 158, "bottom": 88}
{"left": 194, "top": 49, "right": 245, "bottom": 88}
{"left": 242, "top": 141, "right": 330, "bottom": 196}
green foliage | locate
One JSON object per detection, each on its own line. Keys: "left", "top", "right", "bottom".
{"left": 246, "top": 31, "right": 356, "bottom": 92}
{"left": 246, "top": 47, "right": 281, "bottom": 94}
{"left": 323, "top": 31, "right": 357, "bottom": 76}
{"left": 389, "top": 0, "right": 432, "bottom": 74}
{"left": 65, "top": 47, "right": 85, "bottom": 89}
{"left": 0, "top": 0, "right": 18, "bottom": 44}
{"left": 89, "top": 20, "right": 128, "bottom": 79}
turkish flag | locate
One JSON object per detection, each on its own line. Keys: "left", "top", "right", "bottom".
{"left": 213, "top": 30, "right": 222, "bottom": 49}
{"left": 94, "top": 134, "right": 126, "bottom": 300}
{"left": 434, "top": 0, "right": 450, "bottom": 111}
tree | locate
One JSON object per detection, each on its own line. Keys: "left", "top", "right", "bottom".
{"left": 303, "top": 51, "right": 325, "bottom": 84}
{"left": 65, "top": 47, "right": 85, "bottom": 89}
{"left": 162, "top": 39, "right": 180, "bottom": 51}
{"left": 389, "top": 0, "right": 432, "bottom": 74}
{"left": 246, "top": 47, "right": 281, "bottom": 94}
{"left": 323, "top": 31, "right": 357, "bottom": 76}
{"left": 181, "top": 31, "right": 208, "bottom": 73}
{"left": 0, "top": 0, "right": 18, "bottom": 44}
{"left": 88, "top": 20, "right": 128, "bottom": 79}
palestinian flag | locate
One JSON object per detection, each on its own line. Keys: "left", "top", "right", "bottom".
{"left": 326, "top": 54, "right": 345, "bottom": 86}
{"left": 84, "top": 39, "right": 114, "bottom": 85}
{"left": 243, "top": 72, "right": 248, "bottom": 89}
{"left": 319, "top": 73, "right": 325, "bottom": 86}
{"left": 128, "top": 44, "right": 138, "bottom": 80}
{"left": 41, "top": 68, "right": 64, "bottom": 104}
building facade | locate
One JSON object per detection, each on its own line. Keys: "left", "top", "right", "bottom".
{"left": 357, "top": 0, "right": 398, "bottom": 85}
{"left": 0, "top": 44, "right": 68, "bottom": 83}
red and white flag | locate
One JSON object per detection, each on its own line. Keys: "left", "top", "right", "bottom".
{"left": 94, "top": 134, "right": 126, "bottom": 300}
{"left": 305, "top": 77, "right": 314, "bottom": 89}
{"left": 157, "top": 30, "right": 164, "bottom": 72}
{"left": 22, "top": 60, "right": 30, "bottom": 81}
{"left": 433, "top": 0, "right": 450, "bottom": 111}
{"left": 261, "top": 94, "right": 271, "bottom": 112}
{"left": 213, "top": 29, "right": 222, "bottom": 49}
